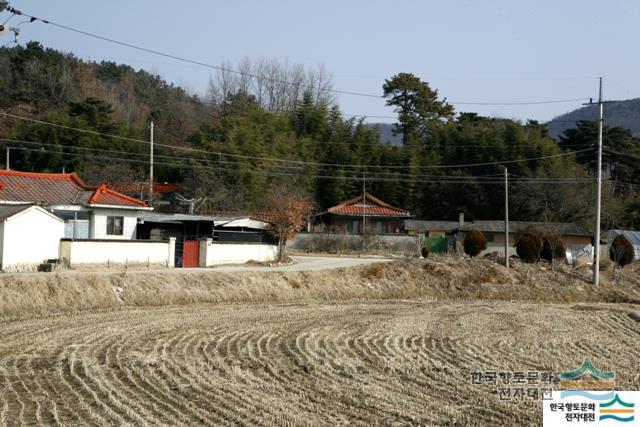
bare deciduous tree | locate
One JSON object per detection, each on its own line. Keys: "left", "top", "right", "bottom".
{"left": 266, "top": 187, "right": 314, "bottom": 263}
{"left": 207, "top": 57, "right": 335, "bottom": 114}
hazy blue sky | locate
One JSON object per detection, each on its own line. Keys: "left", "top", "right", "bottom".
{"left": 5, "top": 0, "right": 639, "bottom": 123}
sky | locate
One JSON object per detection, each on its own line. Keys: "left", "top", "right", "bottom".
{"left": 3, "top": 0, "right": 640, "bottom": 123}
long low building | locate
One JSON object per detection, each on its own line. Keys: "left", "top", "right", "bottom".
{"left": 406, "top": 215, "right": 592, "bottom": 257}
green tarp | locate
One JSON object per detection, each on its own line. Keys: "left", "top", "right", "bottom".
{"left": 425, "top": 236, "right": 451, "bottom": 254}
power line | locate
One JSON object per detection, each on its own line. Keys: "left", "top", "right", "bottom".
{"left": 1, "top": 111, "right": 594, "bottom": 170}
{"left": 5, "top": 137, "right": 585, "bottom": 180}
{"left": 0, "top": 112, "right": 148, "bottom": 144}
{"left": 603, "top": 148, "right": 640, "bottom": 160}
{"left": 8, "top": 6, "right": 591, "bottom": 107}
{"left": 1, "top": 139, "right": 596, "bottom": 185}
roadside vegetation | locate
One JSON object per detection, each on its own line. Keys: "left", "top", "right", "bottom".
{"left": 0, "top": 256, "right": 637, "bottom": 319}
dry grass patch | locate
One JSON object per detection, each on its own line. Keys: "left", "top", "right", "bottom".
{"left": 0, "top": 256, "right": 638, "bottom": 319}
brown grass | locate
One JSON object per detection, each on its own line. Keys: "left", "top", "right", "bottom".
{"left": 0, "top": 256, "right": 638, "bottom": 319}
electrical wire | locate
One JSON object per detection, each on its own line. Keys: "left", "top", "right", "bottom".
{"left": 3, "top": 137, "right": 570, "bottom": 180}
{"left": 603, "top": 148, "right": 640, "bottom": 160}
{"left": 8, "top": 6, "right": 591, "bottom": 106}
{"left": 0, "top": 111, "right": 595, "bottom": 170}
{"left": 2, "top": 141, "right": 595, "bottom": 185}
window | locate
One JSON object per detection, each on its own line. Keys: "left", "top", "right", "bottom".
{"left": 106, "top": 216, "right": 124, "bottom": 235}
{"left": 54, "top": 210, "right": 90, "bottom": 239}
{"left": 64, "top": 220, "right": 90, "bottom": 239}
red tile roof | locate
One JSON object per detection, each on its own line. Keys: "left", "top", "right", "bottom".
{"left": 89, "top": 184, "right": 148, "bottom": 207}
{"left": 0, "top": 170, "right": 147, "bottom": 208}
{"left": 115, "top": 182, "right": 181, "bottom": 195}
{"left": 326, "top": 193, "right": 411, "bottom": 218}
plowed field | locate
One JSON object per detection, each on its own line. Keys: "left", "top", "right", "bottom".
{"left": 1, "top": 300, "right": 638, "bottom": 426}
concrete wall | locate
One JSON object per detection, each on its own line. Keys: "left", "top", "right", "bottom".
{"left": 199, "top": 238, "right": 277, "bottom": 266}
{"left": 289, "top": 232, "right": 419, "bottom": 255}
{"left": 59, "top": 238, "right": 175, "bottom": 267}
{"left": 90, "top": 208, "right": 140, "bottom": 240}
{"left": 1, "top": 208, "right": 64, "bottom": 271}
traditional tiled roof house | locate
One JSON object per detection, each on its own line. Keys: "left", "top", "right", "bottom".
{"left": 0, "top": 170, "right": 151, "bottom": 239}
{"left": 316, "top": 193, "right": 411, "bottom": 234}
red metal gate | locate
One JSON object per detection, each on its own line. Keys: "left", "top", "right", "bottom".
{"left": 182, "top": 240, "right": 200, "bottom": 268}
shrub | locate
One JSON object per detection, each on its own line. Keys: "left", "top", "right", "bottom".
{"left": 516, "top": 232, "right": 543, "bottom": 263}
{"left": 421, "top": 246, "right": 430, "bottom": 258}
{"left": 540, "top": 228, "right": 566, "bottom": 262}
{"left": 463, "top": 229, "right": 487, "bottom": 257}
{"left": 609, "top": 235, "right": 634, "bottom": 268}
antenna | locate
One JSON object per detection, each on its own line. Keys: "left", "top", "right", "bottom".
{"left": 0, "top": 24, "right": 19, "bottom": 45}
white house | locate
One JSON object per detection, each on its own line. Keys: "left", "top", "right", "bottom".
{"left": 0, "top": 204, "right": 64, "bottom": 271}
{"left": 0, "top": 170, "right": 152, "bottom": 240}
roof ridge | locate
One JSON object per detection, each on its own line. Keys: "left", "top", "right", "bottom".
{"left": 0, "top": 169, "right": 80, "bottom": 181}
{"left": 327, "top": 193, "right": 409, "bottom": 215}
{"left": 88, "top": 184, "right": 147, "bottom": 207}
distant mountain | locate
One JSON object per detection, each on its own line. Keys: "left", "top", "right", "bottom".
{"left": 547, "top": 98, "right": 640, "bottom": 139}
{"left": 367, "top": 122, "right": 403, "bottom": 146}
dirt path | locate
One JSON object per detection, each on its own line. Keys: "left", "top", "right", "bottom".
{"left": 209, "top": 255, "right": 392, "bottom": 272}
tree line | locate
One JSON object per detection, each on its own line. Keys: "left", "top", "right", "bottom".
{"left": 0, "top": 43, "right": 638, "bottom": 230}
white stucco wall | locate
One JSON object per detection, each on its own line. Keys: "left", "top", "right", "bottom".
{"left": 199, "top": 238, "right": 277, "bottom": 266}
{"left": 59, "top": 238, "right": 175, "bottom": 267}
{"left": 0, "top": 207, "right": 64, "bottom": 271}
{"left": 90, "top": 208, "right": 140, "bottom": 240}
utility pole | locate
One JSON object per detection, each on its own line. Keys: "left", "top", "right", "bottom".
{"left": 5, "top": 146, "right": 9, "bottom": 170}
{"left": 593, "top": 77, "right": 604, "bottom": 285}
{"left": 362, "top": 172, "right": 366, "bottom": 234}
{"left": 504, "top": 167, "right": 509, "bottom": 269}
{"left": 148, "top": 121, "right": 154, "bottom": 206}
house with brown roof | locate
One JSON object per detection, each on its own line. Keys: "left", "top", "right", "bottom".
{"left": 315, "top": 194, "right": 411, "bottom": 234}
{"left": 0, "top": 170, "right": 152, "bottom": 240}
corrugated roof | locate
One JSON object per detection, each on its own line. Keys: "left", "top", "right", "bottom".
{"left": 0, "top": 170, "right": 146, "bottom": 208}
{"left": 140, "top": 213, "right": 219, "bottom": 224}
{"left": 604, "top": 230, "right": 640, "bottom": 246}
{"left": 210, "top": 211, "right": 278, "bottom": 224}
{"left": 326, "top": 193, "right": 411, "bottom": 218}
{"left": 405, "top": 220, "right": 459, "bottom": 232}
{"left": 463, "top": 221, "right": 592, "bottom": 236}
{"left": 605, "top": 230, "right": 640, "bottom": 260}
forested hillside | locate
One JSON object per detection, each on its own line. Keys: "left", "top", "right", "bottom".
{"left": 1, "top": 43, "right": 639, "bottom": 229}
{"left": 547, "top": 98, "right": 640, "bottom": 139}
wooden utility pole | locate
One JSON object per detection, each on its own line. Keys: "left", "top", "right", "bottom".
{"left": 362, "top": 172, "right": 366, "bottom": 234}
{"left": 504, "top": 167, "right": 509, "bottom": 268}
{"left": 148, "top": 121, "right": 154, "bottom": 206}
{"left": 593, "top": 78, "right": 604, "bottom": 285}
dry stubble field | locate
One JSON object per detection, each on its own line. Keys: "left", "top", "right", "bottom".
{"left": 1, "top": 298, "right": 639, "bottom": 426}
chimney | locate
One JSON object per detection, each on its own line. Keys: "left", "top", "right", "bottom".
{"left": 458, "top": 212, "right": 465, "bottom": 229}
